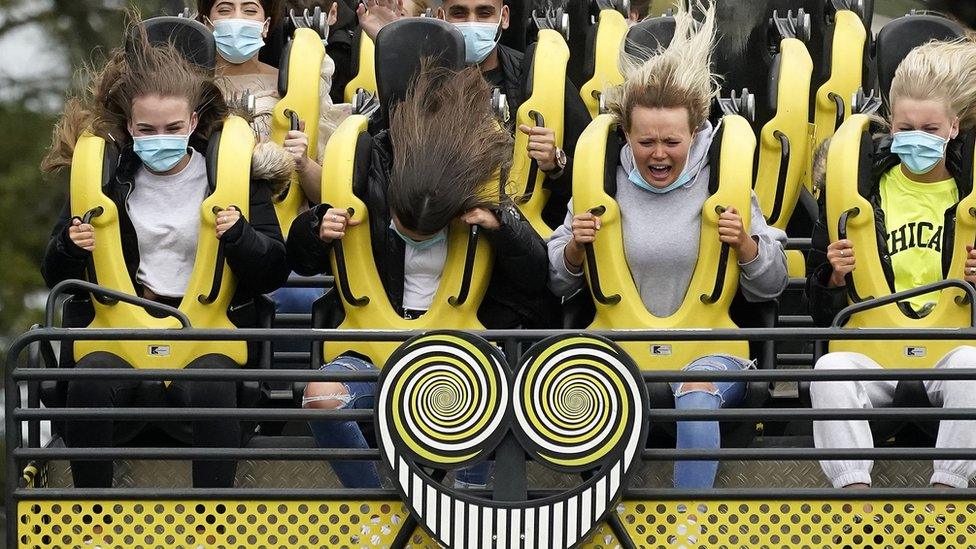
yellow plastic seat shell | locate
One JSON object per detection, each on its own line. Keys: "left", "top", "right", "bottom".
{"left": 507, "top": 28, "right": 569, "bottom": 239}
{"left": 270, "top": 28, "right": 325, "bottom": 237}
{"left": 754, "top": 37, "right": 813, "bottom": 231}
{"left": 71, "top": 116, "right": 254, "bottom": 369}
{"left": 825, "top": 114, "right": 976, "bottom": 366}
{"left": 343, "top": 29, "right": 377, "bottom": 103}
{"left": 320, "top": 115, "right": 493, "bottom": 366}
{"left": 572, "top": 114, "right": 755, "bottom": 370}
{"left": 579, "top": 8, "right": 627, "bottom": 119}
{"left": 811, "top": 9, "right": 866, "bottom": 191}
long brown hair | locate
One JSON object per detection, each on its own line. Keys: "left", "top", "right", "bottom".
{"left": 41, "top": 27, "right": 227, "bottom": 173}
{"left": 388, "top": 63, "right": 512, "bottom": 234}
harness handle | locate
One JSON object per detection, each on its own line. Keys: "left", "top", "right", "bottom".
{"left": 837, "top": 207, "right": 873, "bottom": 303}
{"left": 519, "top": 110, "right": 547, "bottom": 204}
{"left": 765, "top": 131, "right": 791, "bottom": 226}
{"left": 828, "top": 92, "right": 845, "bottom": 132}
{"left": 583, "top": 205, "right": 621, "bottom": 305}
{"left": 449, "top": 225, "right": 481, "bottom": 307}
{"left": 198, "top": 205, "right": 240, "bottom": 305}
{"left": 75, "top": 206, "right": 117, "bottom": 306}
{"left": 45, "top": 279, "right": 191, "bottom": 329}
{"left": 284, "top": 108, "right": 301, "bottom": 132}
{"left": 833, "top": 278, "right": 976, "bottom": 328}
{"left": 331, "top": 207, "right": 370, "bottom": 307}
{"left": 700, "top": 205, "right": 732, "bottom": 304}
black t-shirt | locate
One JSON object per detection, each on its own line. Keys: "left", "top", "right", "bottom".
{"left": 483, "top": 66, "right": 504, "bottom": 89}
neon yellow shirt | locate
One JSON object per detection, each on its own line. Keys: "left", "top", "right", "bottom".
{"left": 879, "top": 166, "right": 958, "bottom": 314}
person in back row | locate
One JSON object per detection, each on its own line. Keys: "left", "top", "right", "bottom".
{"left": 807, "top": 38, "right": 976, "bottom": 489}
{"left": 40, "top": 37, "right": 290, "bottom": 488}
{"left": 288, "top": 63, "right": 552, "bottom": 488}
{"left": 358, "top": 0, "right": 592, "bottom": 228}
{"left": 198, "top": 0, "right": 351, "bottom": 205}
{"left": 547, "top": 2, "right": 788, "bottom": 489}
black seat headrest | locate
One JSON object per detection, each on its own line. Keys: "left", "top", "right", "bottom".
{"left": 624, "top": 16, "right": 676, "bottom": 59}
{"left": 375, "top": 18, "right": 465, "bottom": 121}
{"left": 876, "top": 13, "right": 965, "bottom": 106}
{"left": 130, "top": 16, "right": 216, "bottom": 72}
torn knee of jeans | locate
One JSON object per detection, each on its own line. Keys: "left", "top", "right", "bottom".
{"left": 302, "top": 392, "right": 354, "bottom": 408}
{"left": 673, "top": 382, "right": 720, "bottom": 398}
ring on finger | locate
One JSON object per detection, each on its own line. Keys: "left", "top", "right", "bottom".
{"left": 331, "top": 214, "right": 338, "bottom": 222}
{"left": 840, "top": 249, "right": 846, "bottom": 257}
{"left": 969, "top": 267, "right": 976, "bottom": 276}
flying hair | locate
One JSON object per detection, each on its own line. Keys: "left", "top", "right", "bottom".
{"left": 42, "top": 17, "right": 227, "bottom": 173}
{"left": 388, "top": 62, "right": 512, "bottom": 235}
{"left": 605, "top": 0, "right": 719, "bottom": 134}
{"left": 889, "top": 37, "right": 976, "bottom": 131}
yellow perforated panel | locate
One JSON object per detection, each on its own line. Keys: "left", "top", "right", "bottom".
{"left": 619, "top": 500, "right": 976, "bottom": 548}
{"left": 19, "top": 500, "right": 419, "bottom": 549}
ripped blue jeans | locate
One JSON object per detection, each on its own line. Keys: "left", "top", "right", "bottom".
{"left": 304, "top": 356, "right": 382, "bottom": 488}
{"left": 304, "top": 355, "right": 491, "bottom": 489}
{"left": 670, "top": 355, "right": 751, "bottom": 489}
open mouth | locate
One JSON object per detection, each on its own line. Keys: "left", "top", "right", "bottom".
{"left": 648, "top": 164, "right": 673, "bottom": 181}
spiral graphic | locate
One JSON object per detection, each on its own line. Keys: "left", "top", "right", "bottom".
{"left": 512, "top": 335, "right": 644, "bottom": 472}
{"left": 379, "top": 331, "right": 511, "bottom": 468}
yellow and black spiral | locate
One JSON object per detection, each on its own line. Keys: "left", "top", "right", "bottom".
{"left": 379, "top": 331, "right": 511, "bottom": 468}
{"left": 512, "top": 334, "right": 644, "bottom": 472}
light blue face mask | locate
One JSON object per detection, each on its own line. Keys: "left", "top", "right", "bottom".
{"left": 132, "top": 134, "right": 190, "bottom": 173}
{"left": 627, "top": 149, "right": 695, "bottom": 194}
{"left": 454, "top": 21, "right": 502, "bottom": 65}
{"left": 390, "top": 221, "right": 448, "bottom": 250}
{"left": 891, "top": 130, "right": 950, "bottom": 175}
{"left": 212, "top": 19, "right": 266, "bottom": 64}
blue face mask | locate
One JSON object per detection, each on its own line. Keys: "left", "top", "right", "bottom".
{"left": 454, "top": 21, "right": 502, "bottom": 65}
{"left": 390, "top": 221, "right": 448, "bottom": 250}
{"left": 891, "top": 130, "right": 950, "bottom": 175}
{"left": 212, "top": 19, "right": 266, "bottom": 64}
{"left": 627, "top": 149, "right": 695, "bottom": 194}
{"left": 132, "top": 134, "right": 190, "bottom": 173}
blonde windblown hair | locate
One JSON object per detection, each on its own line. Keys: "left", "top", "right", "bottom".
{"left": 889, "top": 38, "right": 976, "bottom": 131}
{"left": 605, "top": 1, "right": 719, "bottom": 134}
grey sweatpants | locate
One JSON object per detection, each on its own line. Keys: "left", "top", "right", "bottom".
{"left": 810, "top": 346, "right": 976, "bottom": 488}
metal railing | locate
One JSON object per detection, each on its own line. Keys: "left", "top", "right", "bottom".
{"left": 8, "top": 279, "right": 976, "bottom": 548}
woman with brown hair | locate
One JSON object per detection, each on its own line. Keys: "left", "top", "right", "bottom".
{"left": 41, "top": 35, "right": 290, "bottom": 488}
{"left": 287, "top": 63, "right": 552, "bottom": 488}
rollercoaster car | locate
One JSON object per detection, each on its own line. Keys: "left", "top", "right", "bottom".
{"left": 7, "top": 3, "right": 976, "bottom": 549}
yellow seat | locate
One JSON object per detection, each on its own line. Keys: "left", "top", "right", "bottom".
{"left": 71, "top": 116, "right": 255, "bottom": 370}
{"left": 571, "top": 113, "right": 756, "bottom": 369}
{"left": 319, "top": 115, "right": 495, "bottom": 366}
{"left": 506, "top": 28, "right": 571, "bottom": 239}
{"left": 824, "top": 114, "right": 976, "bottom": 365}
{"left": 578, "top": 7, "right": 627, "bottom": 119}
{"left": 343, "top": 28, "right": 376, "bottom": 103}
{"left": 269, "top": 27, "right": 325, "bottom": 237}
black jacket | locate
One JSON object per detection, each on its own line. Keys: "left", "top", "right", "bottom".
{"left": 287, "top": 130, "right": 555, "bottom": 329}
{"left": 42, "top": 141, "right": 290, "bottom": 308}
{"left": 495, "top": 43, "right": 592, "bottom": 228}
{"left": 806, "top": 135, "right": 974, "bottom": 326}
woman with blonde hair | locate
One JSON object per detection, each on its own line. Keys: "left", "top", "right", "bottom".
{"left": 807, "top": 38, "right": 976, "bottom": 489}
{"left": 41, "top": 34, "right": 290, "bottom": 488}
{"left": 547, "top": 2, "right": 788, "bottom": 489}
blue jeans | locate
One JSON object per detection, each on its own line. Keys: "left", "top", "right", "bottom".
{"left": 670, "top": 355, "right": 750, "bottom": 489}
{"left": 270, "top": 284, "right": 324, "bottom": 314}
{"left": 305, "top": 356, "right": 382, "bottom": 488}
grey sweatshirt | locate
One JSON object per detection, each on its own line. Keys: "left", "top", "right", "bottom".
{"left": 547, "top": 121, "right": 788, "bottom": 317}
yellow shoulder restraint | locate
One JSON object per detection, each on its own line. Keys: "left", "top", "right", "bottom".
{"left": 826, "top": 114, "right": 976, "bottom": 366}
{"left": 507, "top": 28, "right": 569, "bottom": 239}
{"left": 344, "top": 29, "right": 377, "bottom": 103}
{"left": 71, "top": 116, "right": 254, "bottom": 369}
{"left": 270, "top": 27, "right": 325, "bottom": 237}
{"left": 320, "top": 115, "right": 494, "bottom": 366}
{"left": 811, "top": 9, "right": 866, "bottom": 191}
{"left": 579, "top": 8, "right": 627, "bottom": 119}
{"left": 572, "top": 113, "right": 755, "bottom": 369}
{"left": 754, "top": 37, "right": 812, "bottom": 231}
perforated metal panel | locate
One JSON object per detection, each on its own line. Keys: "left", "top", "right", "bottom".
{"left": 18, "top": 500, "right": 421, "bottom": 549}
{"left": 618, "top": 500, "right": 976, "bottom": 548}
